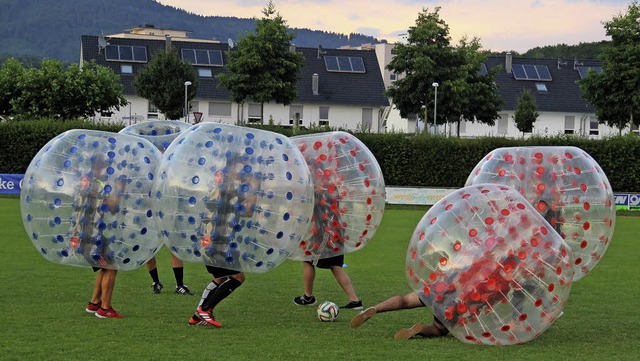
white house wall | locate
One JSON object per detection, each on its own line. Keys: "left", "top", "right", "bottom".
{"left": 461, "top": 111, "right": 623, "bottom": 138}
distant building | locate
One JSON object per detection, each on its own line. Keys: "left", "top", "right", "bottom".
{"left": 80, "top": 25, "right": 390, "bottom": 132}
{"left": 81, "top": 25, "right": 636, "bottom": 138}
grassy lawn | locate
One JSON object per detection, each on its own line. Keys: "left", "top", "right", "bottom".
{"left": 0, "top": 197, "right": 637, "bottom": 361}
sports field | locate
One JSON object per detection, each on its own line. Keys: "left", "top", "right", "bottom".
{"left": 0, "top": 197, "right": 637, "bottom": 361}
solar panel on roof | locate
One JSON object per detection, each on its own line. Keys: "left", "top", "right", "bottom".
{"left": 351, "top": 57, "right": 365, "bottom": 72}
{"left": 324, "top": 56, "right": 366, "bottom": 73}
{"left": 478, "top": 63, "right": 488, "bottom": 76}
{"left": 181, "top": 49, "right": 224, "bottom": 66}
{"left": 577, "top": 66, "right": 602, "bottom": 79}
{"left": 105, "top": 45, "right": 148, "bottom": 63}
{"left": 324, "top": 56, "right": 340, "bottom": 71}
{"left": 512, "top": 64, "right": 552, "bottom": 81}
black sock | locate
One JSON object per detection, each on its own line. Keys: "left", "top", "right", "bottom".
{"left": 149, "top": 268, "right": 160, "bottom": 283}
{"left": 173, "top": 267, "right": 184, "bottom": 286}
{"left": 202, "top": 278, "right": 242, "bottom": 310}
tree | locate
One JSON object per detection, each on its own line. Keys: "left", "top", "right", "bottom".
{"left": 385, "top": 7, "right": 501, "bottom": 135}
{"left": 0, "top": 58, "right": 25, "bottom": 117}
{"left": 513, "top": 89, "right": 539, "bottom": 136}
{"left": 579, "top": 2, "right": 640, "bottom": 133}
{"left": 134, "top": 49, "right": 197, "bottom": 120}
{"left": 2, "top": 58, "right": 127, "bottom": 119}
{"left": 217, "top": 1, "right": 304, "bottom": 124}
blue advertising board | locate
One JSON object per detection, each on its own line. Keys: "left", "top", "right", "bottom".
{"left": 0, "top": 174, "right": 23, "bottom": 195}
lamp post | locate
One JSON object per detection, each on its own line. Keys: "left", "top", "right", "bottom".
{"left": 184, "top": 81, "right": 192, "bottom": 122}
{"left": 127, "top": 101, "right": 132, "bottom": 125}
{"left": 432, "top": 82, "right": 439, "bottom": 133}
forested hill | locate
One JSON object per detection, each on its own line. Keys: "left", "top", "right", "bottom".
{"left": 0, "top": 0, "right": 381, "bottom": 63}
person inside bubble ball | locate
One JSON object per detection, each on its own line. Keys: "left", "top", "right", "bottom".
{"left": 188, "top": 162, "right": 257, "bottom": 327}
{"left": 70, "top": 156, "right": 125, "bottom": 319}
{"left": 293, "top": 173, "right": 363, "bottom": 310}
{"left": 350, "top": 252, "right": 519, "bottom": 340}
{"left": 349, "top": 291, "right": 449, "bottom": 339}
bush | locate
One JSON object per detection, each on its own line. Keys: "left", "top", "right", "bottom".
{"left": 2, "top": 120, "right": 638, "bottom": 192}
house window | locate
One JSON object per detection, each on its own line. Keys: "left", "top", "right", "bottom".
{"left": 319, "top": 106, "right": 329, "bottom": 126}
{"left": 248, "top": 103, "right": 262, "bottom": 123}
{"left": 121, "top": 64, "right": 133, "bottom": 74}
{"left": 208, "top": 102, "right": 231, "bottom": 117}
{"left": 361, "top": 108, "right": 373, "bottom": 131}
{"left": 589, "top": 116, "right": 599, "bottom": 136}
{"left": 535, "top": 83, "right": 548, "bottom": 92}
{"left": 198, "top": 68, "right": 212, "bottom": 77}
{"left": 564, "top": 116, "right": 575, "bottom": 134}
{"left": 497, "top": 114, "right": 508, "bottom": 134}
{"left": 289, "top": 105, "right": 303, "bottom": 125}
{"left": 632, "top": 123, "right": 639, "bottom": 134}
{"left": 390, "top": 73, "right": 397, "bottom": 81}
{"left": 148, "top": 102, "right": 159, "bottom": 120}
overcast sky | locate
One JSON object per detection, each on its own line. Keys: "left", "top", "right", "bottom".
{"left": 156, "top": 0, "right": 631, "bottom": 53}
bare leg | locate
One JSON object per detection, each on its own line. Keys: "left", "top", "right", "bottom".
{"left": 170, "top": 254, "right": 183, "bottom": 268}
{"left": 350, "top": 292, "right": 423, "bottom": 329}
{"left": 394, "top": 319, "right": 449, "bottom": 340}
{"left": 145, "top": 256, "right": 157, "bottom": 271}
{"left": 330, "top": 265, "right": 358, "bottom": 301}
{"left": 303, "top": 262, "right": 315, "bottom": 297}
{"left": 99, "top": 269, "right": 118, "bottom": 309}
{"left": 90, "top": 270, "right": 104, "bottom": 305}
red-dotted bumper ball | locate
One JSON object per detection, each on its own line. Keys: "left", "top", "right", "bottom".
{"left": 465, "top": 146, "right": 615, "bottom": 282}
{"left": 406, "top": 184, "right": 573, "bottom": 345}
{"left": 21, "top": 130, "right": 164, "bottom": 271}
{"left": 288, "top": 131, "right": 386, "bottom": 261}
{"left": 151, "top": 123, "right": 314, "bottom": 273}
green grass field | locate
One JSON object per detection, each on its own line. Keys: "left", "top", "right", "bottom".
{"left": 0, "top": 197, "right": 637, "bottom": 361}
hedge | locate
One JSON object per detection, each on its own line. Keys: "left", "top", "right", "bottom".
{"left": 1, "top": 120, "right": 638, "bottom": 192}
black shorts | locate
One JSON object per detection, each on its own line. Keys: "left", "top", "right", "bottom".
{"left": 92, "top": 267, "right": 102, "bottom": 272}
{"left": 205, "top": 265, "right": 240, "bottom": 278}
{"left": 305, "top": 254, "right": 344, "bottom": 269}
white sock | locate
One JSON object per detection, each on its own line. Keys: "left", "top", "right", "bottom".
{"left": 197, "top": 281, "right": 217, "bottom": 308}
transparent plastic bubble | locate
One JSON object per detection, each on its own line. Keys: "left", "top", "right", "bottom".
{"left": 151, "top": 123, "right": 314, "bottom": 273}
{"left": 406, "top": 184, "right": 573, "bottom": 345}
{"left": 119, "top": 120, "right": 191, "bottom": 153}
{"left": 288, "top": 131, "right": 386, "bottom": 261}
{"left": 20, "top": 129, "right": 163, "bottom": 271}
{"left": 466, "top": 146, "right": 615, "bottom": 281}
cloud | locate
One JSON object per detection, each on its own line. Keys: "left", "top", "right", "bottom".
{"left": 156, "top": 0, "right": 629, "bottom": 52}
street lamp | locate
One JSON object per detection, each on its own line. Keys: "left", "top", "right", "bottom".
{"left": 432, "top": 82, "right": 439, "bottom": 132}
{"left": 184, "top": 81, "right": 192, "bottom": 122}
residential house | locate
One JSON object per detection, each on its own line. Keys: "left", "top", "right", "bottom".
{"left": 80, "top": 26, "right": 390, "bottom": 132}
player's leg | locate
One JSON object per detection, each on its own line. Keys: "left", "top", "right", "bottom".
{"left": 350, "top": 292, "right": 423, "bottom": 329}
{"left": 146, "top": 256, "right": 163, "bottom": 294}
{"left": 394, "top": 317, "right": 450, "bottom": 340}
{"left": 294, "top": 261, "right": 317, "bottom": 305}
{"left": 330, "top": 265, "right": 362, "bottom": 310}
{"left": 95, "top": 269, "right": 123, "bottom": 318}
{"left": 171, "top": 254, "right": 192, "bottom": 295}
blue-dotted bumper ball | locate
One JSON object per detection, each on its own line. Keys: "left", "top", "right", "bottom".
{"left": 119, "top": 120, "right": 192, "bottom": 153}
{"left": 20, "top": 129, "right": 164, "bottom": 271}
{"left": 152, "top": 123, "right": 314, "bottom": 273}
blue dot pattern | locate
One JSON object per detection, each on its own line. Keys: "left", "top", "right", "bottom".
{"left": 20, "top": 129, "right": 163, "bottom": 271}
{"left": 151, "top": 123, "right": 314, "bottom": 274}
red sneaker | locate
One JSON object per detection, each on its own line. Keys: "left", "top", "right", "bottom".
{"left": 188, "top": 316, "right": 212, "bottom": 326}
{"left": 196, "top": 307, "right": 222, "bottom": 327}
{"left": 85, "top": 302, "right": 100, "bottom": 314}
{"left": 96, "top": 307, "right": 123, "bottom": 319}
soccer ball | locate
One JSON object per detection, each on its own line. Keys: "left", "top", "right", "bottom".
{"left": 317, "top": 301, "right": 339, "bottom": 322}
